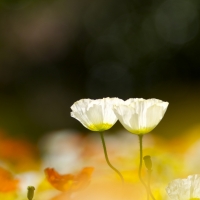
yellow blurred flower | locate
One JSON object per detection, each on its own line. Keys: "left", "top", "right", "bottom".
{"left": 71, "top": 98, "right": 123, "bottom": 131}
{"left": 114, "top": 98, "right": 169, "bottom": 134}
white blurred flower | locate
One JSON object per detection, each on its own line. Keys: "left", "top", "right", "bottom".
{"left": 166, "top": 174, "right": 200, "bottom": 200}
{"left": 39, "top": 130, "right": 83, "bottom": 173}
{"left": 114, "top": 98, "right": 168, "bottom": 134}
{"left": 71, "top": 98, "right": 123, "bottom": 131}
{"left": 16, "top": 171, "right": 42, "bottom": 194}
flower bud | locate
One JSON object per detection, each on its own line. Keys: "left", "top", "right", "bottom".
{"left": 27, "top": 186, "right": 35, "bottom": 200}
{"left": 143, "top": 155, "right": 152, "bottom": 171}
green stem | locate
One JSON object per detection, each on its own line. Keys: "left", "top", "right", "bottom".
{"left": 99, "top": 132, "right": 124, "bottom": 183}
{"left": 147, "top": 170, "right": 156, "bottom": 200}
{"left": 138, "top": 135, "right": 149, "bottom": 200}
{"left": 138, "top": 135, "right": 156, "bottom": 200}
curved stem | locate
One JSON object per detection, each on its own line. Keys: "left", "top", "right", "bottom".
{"left": 138, "top": 135, "right": 149, "bottom": 200}
{"left": 147, "top": 170, "right": 156, "bottom": 200}
{"left": 99, "top": 132, "right": 124, "bottom": 183}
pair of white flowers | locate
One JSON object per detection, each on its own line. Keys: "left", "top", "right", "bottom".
{"left": 71, "top": 97, "right": 200, "bottom": 200}
{"left": 71, "top": 97, "right": 169, "bottom": 134}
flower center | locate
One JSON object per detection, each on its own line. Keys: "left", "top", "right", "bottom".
{"left": 88, "top": 123, "right": 113, "bottom": 131}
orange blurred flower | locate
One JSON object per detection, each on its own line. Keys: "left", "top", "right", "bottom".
{"left": 44, "top": 167, "right": 94, "bottom": 192}
{"left": 0, "top": 131, "right": 39, "bottom": 171}
{"left": 0, "top": 167, "right": 19, "bottom": 192}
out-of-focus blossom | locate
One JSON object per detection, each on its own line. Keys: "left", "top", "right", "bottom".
{"left": 16, "top": 171, "right": 42, "bottom": 194}
{"left": 114, "top": 98, "right": 168, "bottom": 134}
{"left": 0, "top": 132, "right": 39, "bottom": 171}
{"left": 50, "top": 181, "right": 143, "bottom": 200}
{"left": 71, "top": 98, "right": 123, "bottom": 131}
{"left": 0, "top": 167, "right": 19, "bottom": 192}
{"left": 72, "top": 180, "right": 142, "bottom": 200}
{"left": 166, "top": 174, "right": 200, "bottom": 200}
{"left": 44, "top": 167, "right": 94, "bottom": 192}
{"left": 39, "top": 130, "right": 84, "bottom": 173}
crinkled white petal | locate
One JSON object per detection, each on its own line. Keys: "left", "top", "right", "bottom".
{"left": 114, "top": 98, "right": 169, "bottom": 134}
{"left": 189, "top": 175, "right": 200, "bottom": 199}
{"left": 166, "top": 174, "right": 200, "bottom": 200}
{"left": 71, "top": 97, "right": 123, "bottom": 131}
{"left": 114, "top": 104, "right": 136, "bottom": 133}
{"left": 145, "top": 103, "right": 168, "bottom": 129}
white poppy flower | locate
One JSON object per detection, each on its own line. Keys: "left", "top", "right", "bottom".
{"left": 114, "top": 98, "right": 169, "bottom": 134}
{"left": 71, "top": 98, "right": 123, "bottom": 132}
{"left": 166, "top": 174, "right": 200, "bottom": 200}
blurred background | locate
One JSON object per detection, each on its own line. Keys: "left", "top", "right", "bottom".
{"left": 0, "top": 0, "right": 200, "bottom": 141}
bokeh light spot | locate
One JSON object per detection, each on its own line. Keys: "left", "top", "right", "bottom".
{"left": 155, "top": 0, "right": 199, "bottom": 44}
